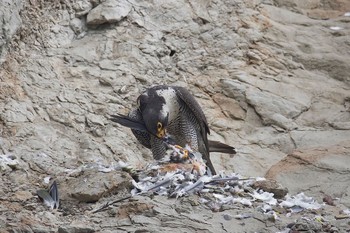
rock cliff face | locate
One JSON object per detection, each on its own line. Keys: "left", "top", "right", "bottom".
{"left": 1, "top": 0, "right": 349, "bottom": 232}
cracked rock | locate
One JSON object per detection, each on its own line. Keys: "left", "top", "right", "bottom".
{"left": 87, "top": 0, "right": 132, "bottom": 26}
{"left": 66, "top": 169, "right": 132, "bottom": 203}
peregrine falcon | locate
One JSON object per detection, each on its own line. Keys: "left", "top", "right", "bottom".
{"left": 111, "top": 85, "right": 236, "bottom": 175}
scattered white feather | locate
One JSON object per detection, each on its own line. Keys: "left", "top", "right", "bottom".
{"left": 232, "top": 197, "right": 253, "bottom": 206}
{"left": 174, "top": 180, "right": 204, "bottom": 198}
{"left": 0, "top": 154, "right": 19, "bottom": 170}
{"left": 342, "top": 209, "right": 350, "bottom": 215}
{"left": 44, "top": 177, "right": 51, "bottom": 184}
{"left": 117, "top": 161, "right": 129, "bottom": 168}
{"left": 199, "top": 198, "right": 209, "bottom": 204}
{"left": 280, "top": 193, "right": 323, "bottom": 210}
{"left": 98, "top": 166, "right": 114, "bottom": 173}
{"left": 132, "top": 179, "right": 147, "bottom": 192}
{"left": 261, "top": 204, "right": 272, "bottom": 213}
{"left": 234, "top": 213, "right": 252, "bottom": 219}
{"left": 123, "top": 145, "right": 325, "bottom": 216}
{"left": 344, "top": 12, "right": 350, "bottom": 17}
{"left": 214, "top": 194, "right": 234, "bottom": 204}
{"left": 330, "top": 26, "right": 343, "bottom": 31}
{"left": 250, "top": 190, "right": 277, "bottom": 205}
{"left": 266, "top": 210, "right": 280, "bottom": 221}
{"left": 199, "top": 175, "right": 212, "bottom": 183}
{"left": 255, "top": 177, "right": 266, "bottom": 181}
{"left": 130, "top": 188, "right": 138, "bottom": 196}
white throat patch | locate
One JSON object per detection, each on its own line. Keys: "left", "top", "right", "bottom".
{"left": 155, "top": 88, "right": 179, "bottom": 121}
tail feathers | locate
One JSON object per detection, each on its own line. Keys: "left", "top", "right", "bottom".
{"left": 208, "top": 140, "right": 236, "bottom": 154}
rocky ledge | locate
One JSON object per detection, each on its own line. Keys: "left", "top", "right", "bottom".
{"left": 0, "top": 0, "right": 349, "bottom": 232}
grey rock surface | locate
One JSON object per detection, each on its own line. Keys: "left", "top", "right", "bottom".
{"left": 87, "top": 0, "right": 132, "bottom": 25}
{"left": 266, "top": 141, "right": 350, "bottom": 207}
{"left": 0, "top": 0, "right": 22, "bottom": 63}
{"left": 65, "top": 169, "right": 132, "bottom": 203}
{"left": 1, "top": 0, "right": 350, "bottom": 232}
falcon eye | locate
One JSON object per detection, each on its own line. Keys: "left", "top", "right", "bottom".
{"left": 157, "top": 122, "right": 162, "bottom": 129}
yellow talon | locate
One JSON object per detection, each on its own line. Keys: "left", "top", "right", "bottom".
{"left": 183, "top": 150, "right": 189, "bottom": 159}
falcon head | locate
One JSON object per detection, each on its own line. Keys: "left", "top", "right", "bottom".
{"left": 142, "top": 107, "right": 169, "bottom": 139}
{"left": 137, "top": 88, "right": 170, "bottom": 140}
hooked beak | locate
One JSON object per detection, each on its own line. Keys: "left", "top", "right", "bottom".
{"left": 156, "top": 127, "right": 177, "bottom": 145}
{"left": 156, "top": 127, "right": 167, "bottom": 139}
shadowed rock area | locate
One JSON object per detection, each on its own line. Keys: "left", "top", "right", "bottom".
{"left": 0, "top": 0, "right": 349, "bottom": 232}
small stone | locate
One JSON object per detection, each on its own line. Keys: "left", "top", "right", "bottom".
{"left": 247, "top": 50, "right": 262, "bottom": 63}
{"left": 14, "top": 190, "right": 33, "bottom": 201}
{"left": 223, "top": 214, "right": 232, "bottom": 220}
{"left": 87, "top": 0, "right": 132, "bottom": 26}
{"left": 86, "top": 113, "right": 105, "bottom": 126}
{"left": 251, "top": 179, "right": 288, "bottom": 199}
{"left": 31, "top": 226, "right": 55, "bottom": 233}
{"left": 135, "top": 230, "right": 151, "bottom": 233}
{"left": 329, "top": 226, "right": 340, "bottom": 232}
{"left": 323, "top": 194, "right": 335, "bottom": 206}
{"left": 186, "top": 195, "right": 200, "bottom": 206}
{"left": 130, "top": 215, "right": 161, "bottom": 226}
{"left": 118, "top": 202, "right": 154, "bottom": 219}
{"left": 58, "top": 222, "right": 95, "bottom": 233}
{"left": 334, "top": 215, "right": 350, "bottom": 220}
{"left": 66, "top": 169, "right": 132, "bottom": 202}
{"left": 212, "top": 93, "right": 246, "bottom": 120}
{"left": 73, "top": 0, "right": 93, "bottom": 17}
{"left": 70, "top": 18, "right": 85, "bottom": 34}
{"left": 2, "top": 100, "right": 35, "bottom": 123}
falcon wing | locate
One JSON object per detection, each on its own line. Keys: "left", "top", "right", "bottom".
{"left": 110, "top": 113, "right": 147, "bottom": 131}
{"left": 172, "top": 86, "right": 210, "bottom": 135}
{"left": 110, "top": 110, "right": 152, "bottom": 149}
{"left": 173, "top": 86, "right": 216, "bottom": 174}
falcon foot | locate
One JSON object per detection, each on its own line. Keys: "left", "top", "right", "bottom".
{"left": 167, "top": 144, "right": 191, "bottom": 162}
{"left": 166, "top": 144, "right": 207, "bottom": 176}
